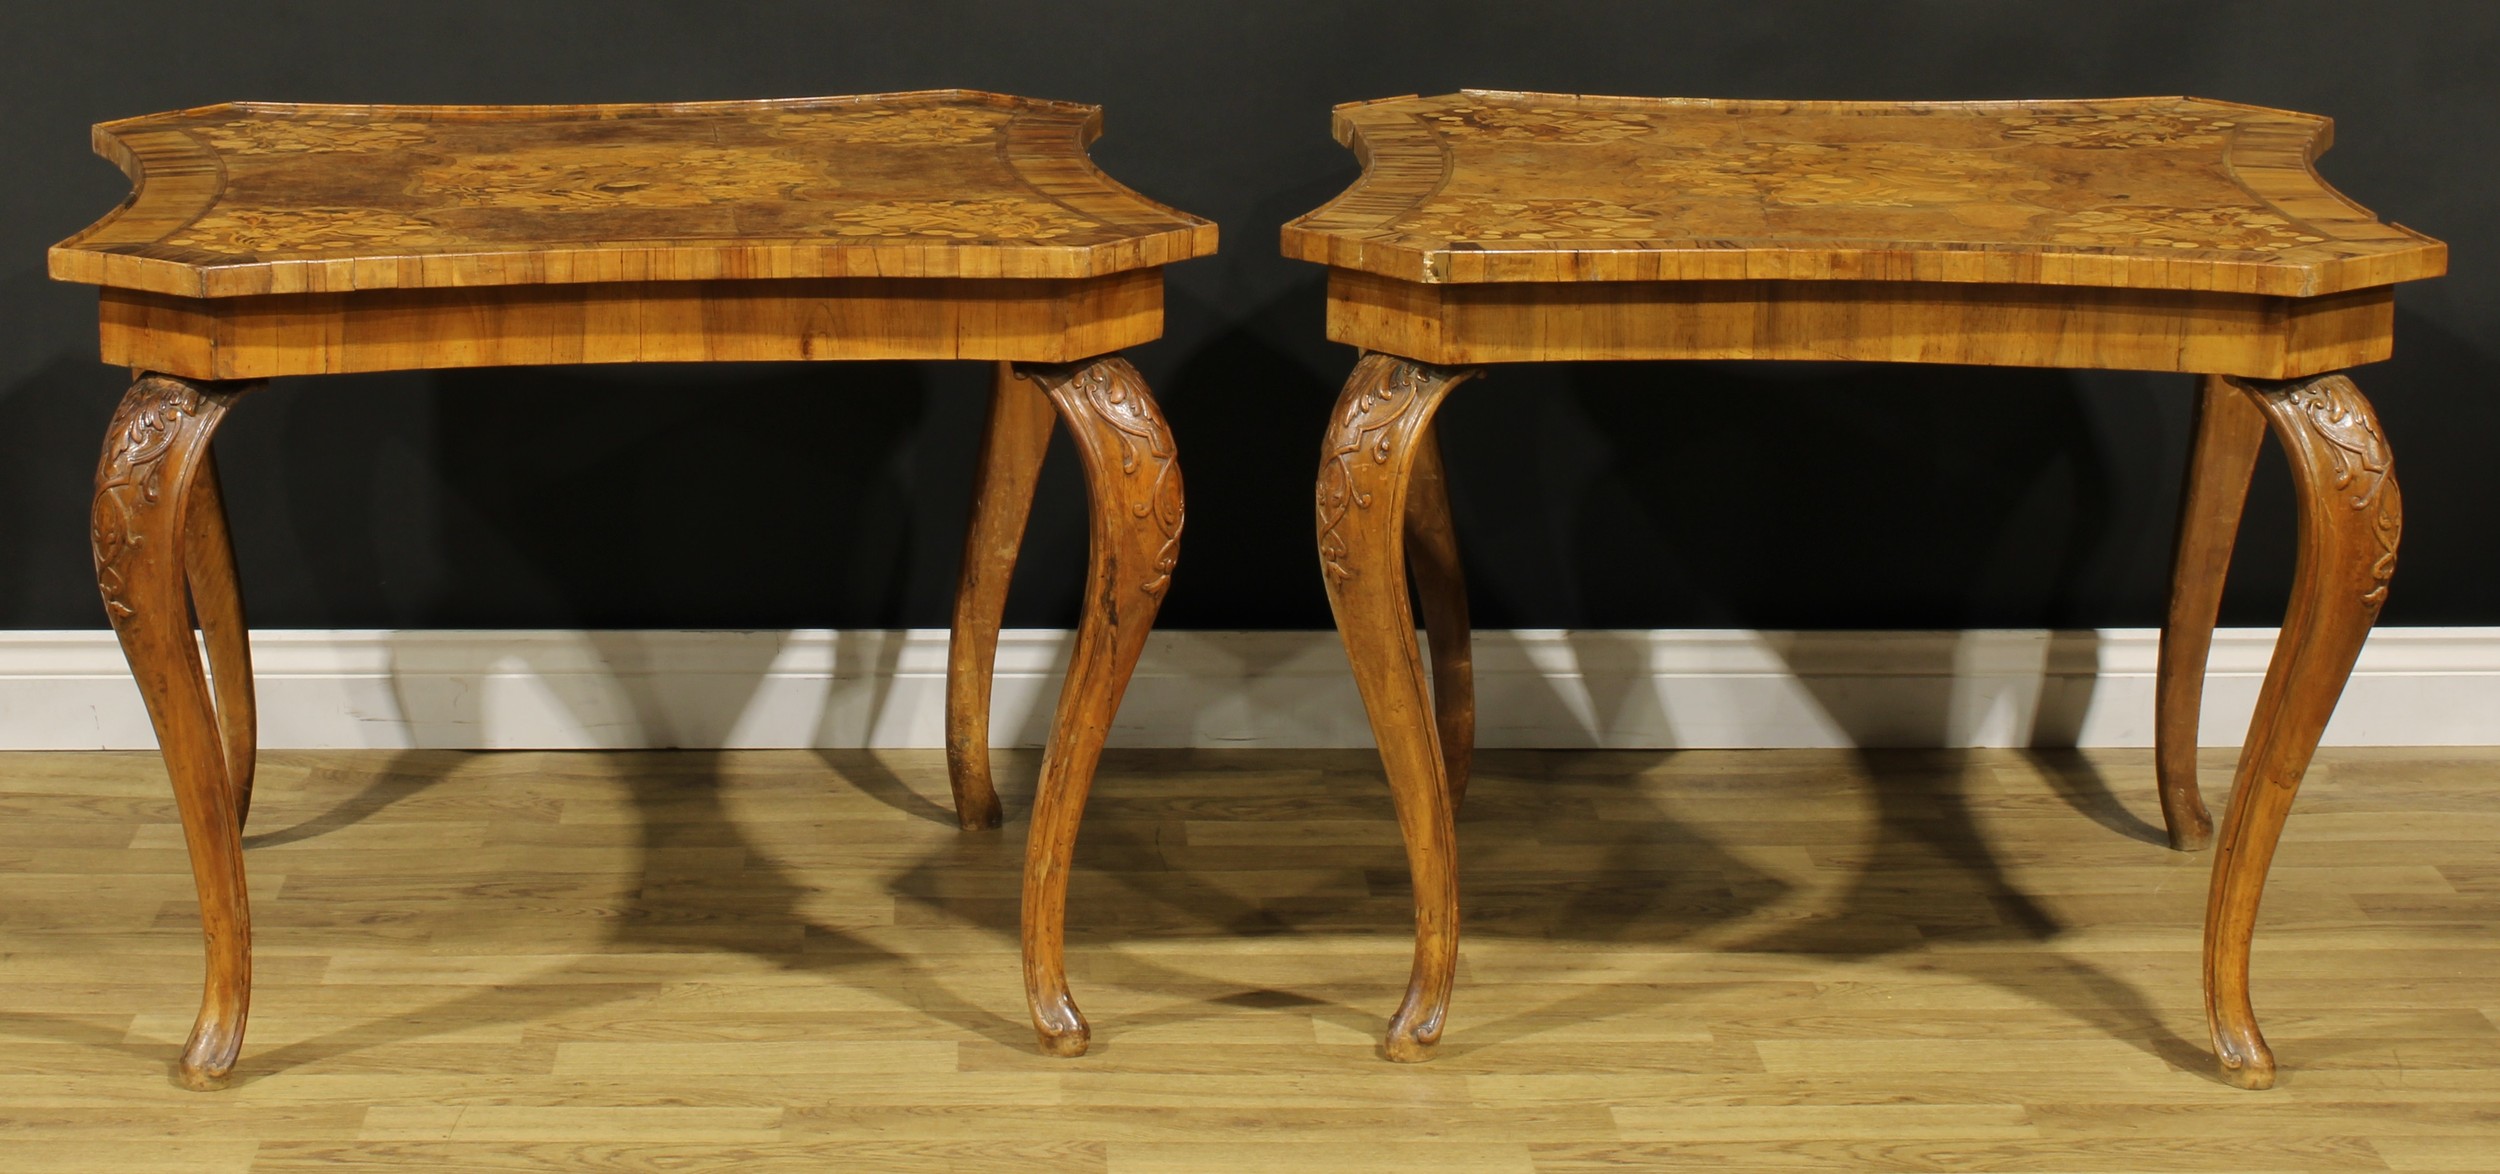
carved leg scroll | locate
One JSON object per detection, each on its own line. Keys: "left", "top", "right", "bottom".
{"left": 93, "top": 372, "right": 260, "bottom": 1089}
{"left": 2204, "top": 373, "right": 2399, "bottom": 1090}
{"left": 946, "top": 362, "right": 1057, "bottom": 831}
{"left": 2156, "top": 375, "right": 2267, "bottom": 851}
{"left": 1318, "top": 352, "right": 1479, "bottom": 1061}
{"left": 1016, "top": 355, "right": 1181, "bottom": 1056}
{"left": 1405, "top": 423, "right": 1475, "bottom": 812}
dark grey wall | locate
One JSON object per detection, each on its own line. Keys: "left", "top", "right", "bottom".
{"left": 2, "top": 1, "right": 2491, "bottom": 631}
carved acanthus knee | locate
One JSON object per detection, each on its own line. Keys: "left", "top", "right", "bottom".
{"left": 1020, "top": 357, "right": 1182, "bottom": 599}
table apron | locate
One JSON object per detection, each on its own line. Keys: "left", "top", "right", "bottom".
{"left": 1327, "top": 271, "right": 2393, "bottom": 378}
{"left": 97, "top": 271, "right": 1165, "bottom": 378}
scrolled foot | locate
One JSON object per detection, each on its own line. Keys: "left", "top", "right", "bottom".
{"left": 2212, "top": 1024, "right": 2277, "bottom": 1090}
{"left": 1384, "top": 992, "right": 1446, "bottom": 1063}
{"left": 1030, "top": 988, "right": 1092, "bottom": 1058}
{"left": 176, "top": 1013, "right": 245, "bottom": 1090}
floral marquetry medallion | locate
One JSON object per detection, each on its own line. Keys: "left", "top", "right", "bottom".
{"left": 52, "top": 91, "right": 1216, "bottom": 297}
{"left": 1282, "top": 91, "right": 2444, "bottom": 294}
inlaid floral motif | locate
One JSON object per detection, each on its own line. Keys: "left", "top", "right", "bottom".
{"left": 413, "top": 145, "right": 840, "bottom": 209}
{"left": 2047, "top": 205, "right": 2328, "bottom": 252}
{"left": 196, "top": 118, "right": 433, "bottom": 155}
{"left": 1422, "top": 104, "right": 1658, "bottom": 143}
{"left": 822, "top": 197, "right": 1089, "bottom": 240}
{"left": 768, "top": 105, "right": 1008, "bottom": 145}
{"left": 1403, "top": 140, "right": 2070, "bottom": 241}
{"left": 1998, "top": 111, "right": 2233, "bottom": 149}
{"left": 167, "top": 207, "right": 453, "bottom": 252}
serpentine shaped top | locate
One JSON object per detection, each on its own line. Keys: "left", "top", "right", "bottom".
{"left": 51, "top": 91, "right": 1217, "bottom": 298}
{"left": 1281, "top": 92, "right": 2444, "bottom": 296}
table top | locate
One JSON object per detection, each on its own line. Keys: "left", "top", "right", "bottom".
{"left": 1281, "top": 92, "right": 2444, "bottom": 296}
{"left": 50, "top": 91, "right": 1217, "bottom": 299}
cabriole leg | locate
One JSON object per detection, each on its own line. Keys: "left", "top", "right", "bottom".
{"left": 1405, "top": 423, "right": 1475, "bottom": 811}
{"left": 185, "top": 450, "right": 258, "bottom": 827}
{"left": 93, "top": 372, "right": 260, "bottom": 1089}
{"left": 2156, "top": 374, "right": 2267, "bottom": 851}
{"left": 1015, "top": 355, "right": 1182, "bottom": 1056}
{"left": 1317, "top": 352, "right": 1478, "bottom": 1061}
{"left": 2204, "top": 372, "right": 2399, "bottom": 1089}
{"left": 945, "top": 361, "right": 1058, "bottom": 830}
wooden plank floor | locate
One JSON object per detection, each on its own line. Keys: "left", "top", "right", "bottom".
{"left": 2, "top": 746, "right": 2496, "bottom": 1171}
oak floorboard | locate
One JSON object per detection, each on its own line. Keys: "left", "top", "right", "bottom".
{"left": 2, "top": 747, "right": 2496, "bottom": 1171}
{"left": 250, "top": 1138, "right": 1108, "bottom": 1172}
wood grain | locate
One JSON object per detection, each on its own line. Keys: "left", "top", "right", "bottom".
{"left": 52, "top": 92, "right": 1216, "bottom": 298}
{"left": 1283, "top": 91, "right": 2445, "bottom": 295}
{"left": 1016, "top": 357, "right": 1184, "bottom": 1058}
{"left": 946, "top": 363, "right": 1059, "bottom": 832}
{"left": 1314, "top": 364, "right": 2414, "bottom": 1080}
{"left": 1293, "top": 94, "right": 2441, "bottom": 1083}
{"left": 89, "top": 373, "right": 259, "bottom": 1089}
{"left": 1315, "top": 354, "right": 1479, "bottom": 1061}
{"left": 2156, "top": 376, "right": 2268, "bottom": 851}
{"left": 80, "top": 353, "right": 1190, "bottom": 1081}
{"left": 58, "top": 92, "right": 1209, "bottom": 1088}
{"left": 181, "top": 450, "right": 257, "bottom": 828}
{"left": 5, "top": 745, "right": 2497, "bottom": 1169}
{"left": 95, "top": 271, "right": 1166, "bottom": 378}
{"left": 1402, "top": 425, "right": 1473, "bottom": 812}
{"left": 1324, "top": 269, "right": 2394, "bottom": 379}
{"left": 2202, "top": 373, "right": 2401, "bottom": 1090}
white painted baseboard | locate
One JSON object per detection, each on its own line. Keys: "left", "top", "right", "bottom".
{"left": 0, "top": 628, "right": 2490, "bottom": 751}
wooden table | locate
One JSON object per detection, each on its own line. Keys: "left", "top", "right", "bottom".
{"left": 50, "top": 90, "right": 1214, "bottom": 1088}
{"left": 1282, "top": 91, "right": 2446, "bottom": 1088}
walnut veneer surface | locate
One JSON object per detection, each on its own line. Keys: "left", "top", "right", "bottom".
{"left": 50, "top": 92, "right": 1217, "bottom": 379}
{"left": 51, "top": 91, "right": 1215, "bottom": 296}
{"left": 1281, "top": 91, "right": 2442, "bottom": 294}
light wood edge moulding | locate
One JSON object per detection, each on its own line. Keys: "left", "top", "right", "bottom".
{"left": 100, "top": 271, "right": 1167, "bottom": 379}
{"left": 51, "top": 91, "right": 1219, "bottom": 298}
{"left": 1281, "top": 91, "right": 2446, "bottom": 297}
{"left": 1325, "top": 271, "right": 2393, "bottom": 379}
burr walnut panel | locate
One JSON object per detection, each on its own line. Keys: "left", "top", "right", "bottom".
{"left": 1282, "top": 92, "right": 2444, "bottom": 295}
{"left": 51, "top": 91, "right": 1217, "bottom": 298}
